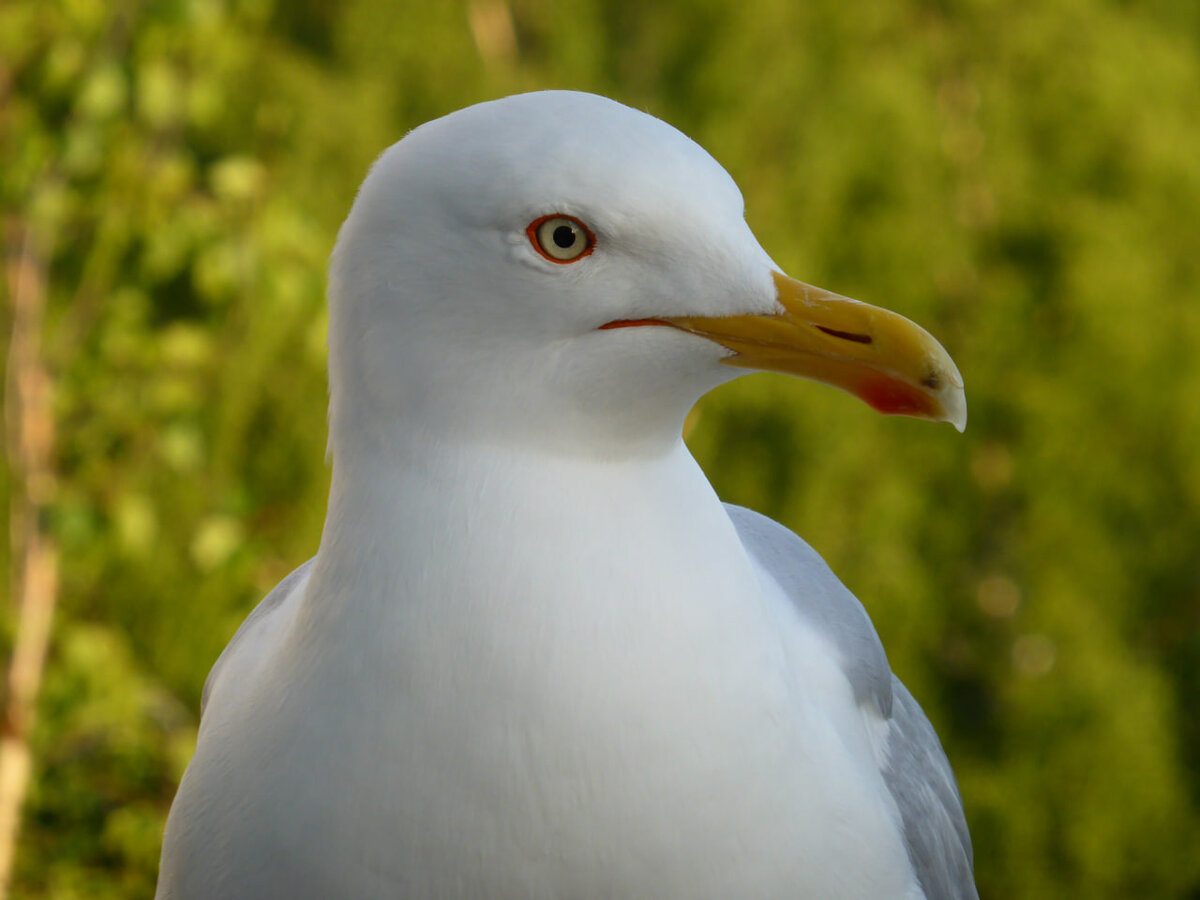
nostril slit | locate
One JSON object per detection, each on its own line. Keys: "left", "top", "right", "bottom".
{"left": 815, "top": 326, "right": 873, "bottom": 345}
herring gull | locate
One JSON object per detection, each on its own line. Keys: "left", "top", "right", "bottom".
{"left": 157, "top": 91, "right": 975, "bottom": 900}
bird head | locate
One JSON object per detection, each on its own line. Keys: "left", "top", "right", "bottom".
{"left": 328, "top": 91, "right": 965, "bottom": 458}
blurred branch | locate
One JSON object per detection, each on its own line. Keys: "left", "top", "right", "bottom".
{"left": 467, "top": 0, "right": 518, "bottom": 71}
{"left": 0, "top": 220, "right": 58, "bottom": 897}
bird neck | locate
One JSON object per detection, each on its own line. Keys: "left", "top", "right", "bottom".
{"left": 299, "top": 430, "right": 756, "bottom": 640}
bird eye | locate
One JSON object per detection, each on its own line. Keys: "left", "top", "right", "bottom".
{"left": 527, "top": 215, "right": 595, "bottom": 263}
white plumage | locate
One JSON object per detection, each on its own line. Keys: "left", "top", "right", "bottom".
{"left": 157, "top": 91, "right": 975, "bottom": 899}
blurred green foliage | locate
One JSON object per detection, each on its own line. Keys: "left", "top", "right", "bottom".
{"left": 3, "top": 0, "right": 1199, "bottom": 896}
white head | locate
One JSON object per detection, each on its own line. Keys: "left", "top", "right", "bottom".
{"left": 328, "top": 91, "right": 964, "bottom": 461}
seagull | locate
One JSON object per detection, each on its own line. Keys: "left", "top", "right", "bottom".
{"left": 156, "top": 91, "right": 975, "bottom": 899}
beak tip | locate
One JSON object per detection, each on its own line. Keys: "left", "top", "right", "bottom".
{"left": 942, "top": 389, "right": 968, "bottom": 433}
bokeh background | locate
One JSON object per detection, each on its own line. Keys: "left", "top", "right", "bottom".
{"left": 3, "top": 0, "right": 1200, "bottom": 896}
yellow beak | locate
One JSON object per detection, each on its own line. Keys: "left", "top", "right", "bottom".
{"left": 666, "top": 272, "right": 966, "bottom": 430}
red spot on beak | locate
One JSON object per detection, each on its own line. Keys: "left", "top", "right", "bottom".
{"left": 857, "top": 374, "right": 939, "bottom": 418}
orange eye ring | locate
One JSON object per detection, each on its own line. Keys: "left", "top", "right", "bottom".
{"left": 527, "top": 214, "right": 596, "bottom": 263}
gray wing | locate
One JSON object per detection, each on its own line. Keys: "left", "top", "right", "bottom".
{"left": 725, "top": 504, "right": 977, "bottom": 900}
{"left": 884, "top": 676, "right": 978, "bottom": 899}
{"left": 201, "top": 558, "right": 316, "bottom": 717}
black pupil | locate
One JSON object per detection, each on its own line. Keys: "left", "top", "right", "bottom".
{"left": 552, "top": 224, "right": 577, "bottom": 249}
